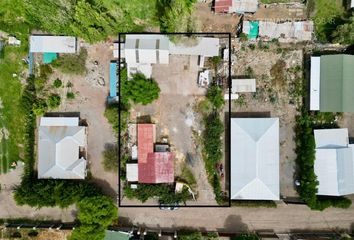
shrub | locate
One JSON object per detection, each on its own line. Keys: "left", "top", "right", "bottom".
{"left": 102, "top": 143, "right": 118, "bottom": 172}
{"left": 248, "top": 44, "right": 256, "bottom": 50}
{"left": 67, "top": 81, "right": 73, "bottom": 88}
{"left": 231, "top": 234, "right": 259, "bottom": 240}
{"left": 239, "top": 33, "right": 248, "bottom": 41}
{"left": 66, "top": 92, "right": 75, "bottom": 99}
{"left": 206, "top": 85, "right": 224, "bottom": 110}
{"left": 47, "top": 94, "right": 61, "bottom": 109}
{"left": 53, "top": 78, "right": 62, "bottom": 88}
{"left": 123, "top": 73, "right": 160, "bottom": 105}
{"left": 39, "top": 64, "right": 53, "bottom": 80}
{"left": 178, "top": 230, "right": 203, "bottom": 240}
{"left": 52, "top": 48, "right": 87, "bottom": 75}
{"left": 32, "top": 98, "right": 48, "bottom": 116}
{"left": 231, "top": 200, "right": 277, "bottom": 208}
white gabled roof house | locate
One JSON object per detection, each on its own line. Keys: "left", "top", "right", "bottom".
{"left": 231, "top": 118, "right": 280, "bottom": 200}
{"left": 38, "top": 117, "right": 87, "bottom": 179}
{"left": 314, "top": 128, "right": 354, "bottom": 196}
{"left": 30, "top": 35, "right": 77, "bottom": 53}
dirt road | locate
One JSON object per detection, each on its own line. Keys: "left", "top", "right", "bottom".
{"left": 119, "top": 200, "right": 354, "bottom": 233}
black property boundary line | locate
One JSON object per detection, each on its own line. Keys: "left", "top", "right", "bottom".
{"left": 118, "top": 32, "right": 232, "bottom": 208}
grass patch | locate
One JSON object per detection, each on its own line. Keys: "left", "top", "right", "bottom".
{"left": 177, "top": 164, "right": 197, "bottom": 190}
{"left": 0, "top": 45, "right": 27, "bottom": 174}
{"left": 312, "top": 0, "right": 345, "bottom": 42}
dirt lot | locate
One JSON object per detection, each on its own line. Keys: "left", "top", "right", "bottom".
{"left": 230, "top": 41, "right": 303, "bottom": 197}
{"left": 194, "top": 3, "right": 241, "bottom": 34}
{"left": 122, "top": 55, "right": 217, "bottom": 205}
{"left": 54, "top": 42, "right": 118, "bottom": 198}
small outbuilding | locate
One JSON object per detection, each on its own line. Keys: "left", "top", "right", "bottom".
{"left": 30, "top": 35, "right": 77, "bottom": 53}
{"left": 231, "top": 118, "right": 279, "bottom": 200}
{"left": 314, "top": 128, "right": 354, "bottom": 196}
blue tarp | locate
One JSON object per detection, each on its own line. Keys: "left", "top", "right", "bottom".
{"left": 109, "top": 62, "right": 118, "bottom": 97}
{"left": 28, "top": 52, "right": 34, "bottom": 75}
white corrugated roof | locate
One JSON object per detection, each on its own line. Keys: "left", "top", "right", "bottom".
{"left": 314, "top": 128, "right": 348, "bottom": 148}
{"left": 310, "top": 57, "right": 320, "bottom": 111}
{"left": 232, "top": 79, "right": 256, "bottom": 93}
{"left": 229, "top": 0, "right": 258, "bottom": 13}
{"left": 351, "top": 0, "right": 354, "bottom": 8}
{"left": 231, "top": 118, "right": 279, "bottom": 200}
{"left": 169, "top": 37, "right": 219, "bottom": 57}
{"left": 30, "top": 35, "right": 76, "bottom": 53}
{"left": 38, "top": 117, "right": 87, "bottom": 179}
{"left": 40, "top": 117, "right": 79, "bottom": 126}
{"left": 314, "top": 128, "right": 354, "bottom": 196}
{"left": 126, "top": 163, "right": 138, "bottom": 182}
{"left": 124, "top": 35, "right": 169, "bottom": 64}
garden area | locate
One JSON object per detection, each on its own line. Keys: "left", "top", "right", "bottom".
{"left": 0, "top": 44, "right": 27, "bottom": 174}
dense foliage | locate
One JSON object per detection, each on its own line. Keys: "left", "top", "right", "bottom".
{"left": 201, "top": 85, "right": 226, "bottom": 204}
{"left": 123, "top": 73, "right": 160, "bottom": 105}
{"left": 52, "top": 48, "right": 87, "bottom": 75}
{"left": 0, "top": 0, "right": 197, "bottom": 43}
{"left": 332, "top": 14, "right": 354, "bottom": 44}
{"left": 124, "top": 184, "right": 190, "bottom": 204}
{"left": 231, "top": 234, "right": 259, "bottom": 240}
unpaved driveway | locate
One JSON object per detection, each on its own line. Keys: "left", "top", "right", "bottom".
{"left": 56, "top": 42, "right": 117, "bottom": 197}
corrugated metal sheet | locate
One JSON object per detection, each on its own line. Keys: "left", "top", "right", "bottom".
{"left": 38, "top": 119, "right": 87, "bottom": 179}
{"left": 319, "top": 55, "right": 354, "bottom": 112}
{"left": 232, "top": 79, "right": 256, "bottom": 92}
{"left": 231, "top": 118, "right": 279, "bottom": 200}
{"left": 126, "top": 163, "right": 138, "bottom": 182}
{"left": 30, "top": 35, "right": 76, "bottom": 53}
{"left": 230, "top": 0, "right": 258, "bottom": 13}
{"left": 310, "top": 57, "right": 320, "bottom": 111}
{"left": 169, "top": 37, "right": 220, "bottom": 57}
{"left": 314, "top": 129, "right": 354, "bottom": 196}
{"left": 40, "top": 117, "right": 79, "bottom": 126}
{"left": 213, "top": 0, "right": 232, "bottom": 13}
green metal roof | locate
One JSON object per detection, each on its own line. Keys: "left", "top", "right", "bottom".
{"left": 104, "top": 230, "right": 131, "bottom": 240}
{"left": 320, "top": 54, "right": 354, "bottom": 112}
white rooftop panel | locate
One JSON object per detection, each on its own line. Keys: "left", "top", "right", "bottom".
{"left": 232, "top": 79, "right": 256, "bottom": 93}
{"left": 314, "top": 128, "right": 348, "bottom": 148}
{"left": 169, "top": 37, "right": 220, "bottom": 57}
{"left": 30, "top": 35, "right": 76, "bottom": 53}
{"left": 231, "top": 118, "right": 279, "bottom": 200}
{"left": 310, "top": 57, "right": 320, "bottom": 111}
{"left": 40, "top": 117, "right": 79, "bottom": 127}
{"left": 127, "top": 163, "right": 138, "bottom": 182}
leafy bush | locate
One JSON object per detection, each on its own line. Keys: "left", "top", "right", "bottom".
{"left": 124, "top": 184, "right": 190, "bottom": 204}
{"left": 102, "top": 143, "right": 118, "bottom": 172}
{"left": 123, "top": 73, "right": 160, "bottom": 105}
{"left": 66, "top": 91, "right": 75, "bottom": 99}
{"left": 39, "top": 64, "right": 53, "bottom": 80}
{"left": 178, "top": 230, "right": 203, "bottom": 240}
{"left": 231, "top": 234, "right": 259, "bottom": 240}
{"left": 53, "top": 78, "right": 62, "bottom": 88}
{"left": 47, "top": 94, "right": 61, "bottom": 109}
{"left": 206, "top": 85, "right": 224, "bottom": 110}
{"left": 52, "top": 48, "right": 87, "bottom": 75}
{"left": 32, "top": 98, "right": 48, "bottom": 116}
{"left": 104, "top": 104, "right": 119, "bottom": 134}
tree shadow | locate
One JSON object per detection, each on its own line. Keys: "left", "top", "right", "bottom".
{"left": 218, "top": 215, "right": 248, "bottom": 233}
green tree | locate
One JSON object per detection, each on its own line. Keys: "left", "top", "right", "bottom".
{"left": 123, "top": 73, "right": 160, "bottom": 105}
{"left": 332, "top": 14, "right": 354, "bottom": 44}
{"left": 53, "top": 78, "right": 62, "bottom": 88}
{"left": 158, "top": 0, "right": 197, "bottom": 33}
{"left": 47, "top": 94, "right": 61, "bottom": 109}
{"left": 178, "top": 230, "right": 203, "bottom": 240}
{"left": 206, "top": 85, "right": 224, "bottom": 110}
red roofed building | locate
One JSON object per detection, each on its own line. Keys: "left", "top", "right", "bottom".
{"left": 137, "top": 124, "right": 174, "bottom": 184}
{"left": 212, "top": 0, "right": 232, "bottom": 13}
